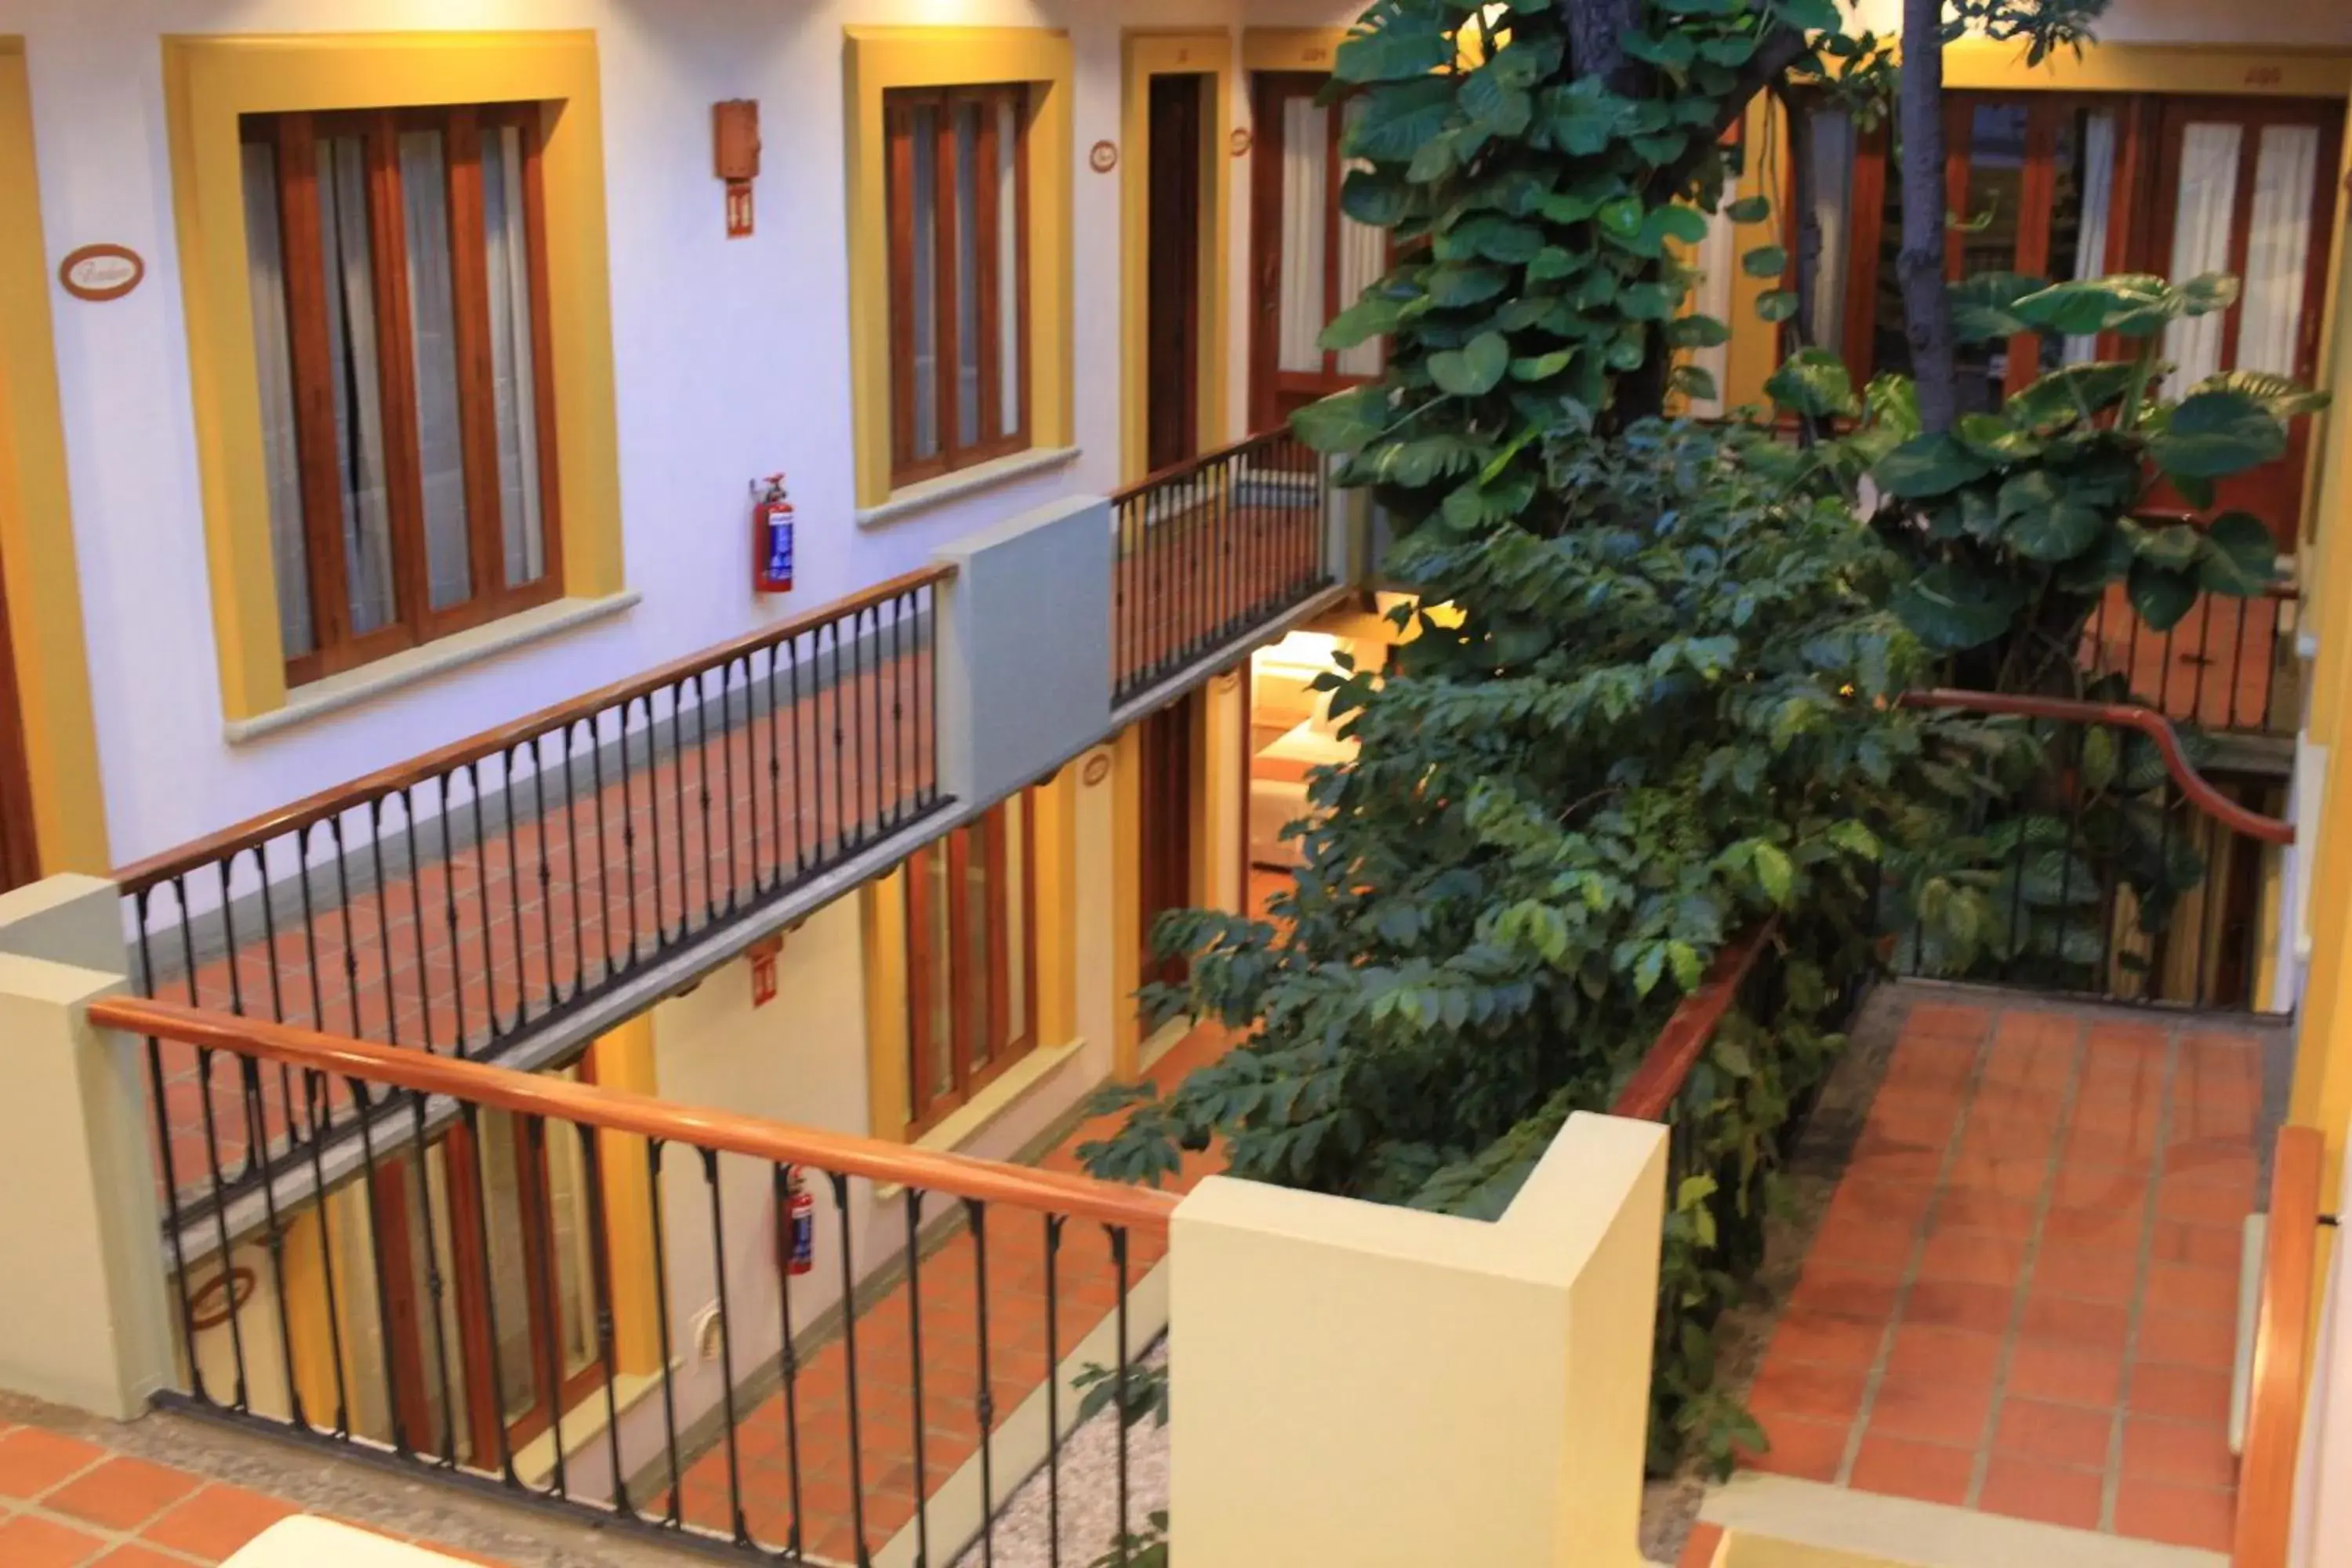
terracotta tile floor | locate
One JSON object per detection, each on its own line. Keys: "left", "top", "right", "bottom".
{"left": 0, "top": 1418, "right": 501, "bottom": 1566}
{"left": 662, "top": 1019, "right": 1237, "bottom": 1564}
{"left": 1740, "top": 996, "right": 2269, "bottom": 1553}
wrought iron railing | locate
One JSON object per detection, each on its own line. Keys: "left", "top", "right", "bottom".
{"left": 1112, "top": 429, "right": 1334, "bottom": 706}
{"left": 1893, "top": 690, "right": 2293, "bottom": 1012}
{"left": 120, "top": 568, "right": 953, "bottom": 1214}
{"left": 2076, "top": 580, "right": 2299, "bottom": 741}
{"left": 94, "top": 994, "right": 1175, "bottom": 1568}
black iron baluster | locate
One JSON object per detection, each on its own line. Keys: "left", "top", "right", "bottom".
{"left": 528, "top": 737, "right": 559, "bottom": 1022}
{"left": 1044, "top": 1213, "right": 1062, "bottom": 1568}
{"left": 691, "top": 670, "right": 717, "bottom": 928}
{"left": 2056, "top": 720, "right": 2094, "bottom": 997}
{"left": 1111, "top": 1225, "right": 1131, "bottom": 1564}
{"left": 350, "top": 1080, "right": 405, "bottom": 1452}
{"left": 790, "top": 635, "right": 811, "bottom": 877}
{"left": 586, "top": 714, "right": 619, "bottom": 985}
{"left": 406, "top": 1094, "right": 460, "bottom": 1465}
{"left": 579, "top": 1122, "right": 631, "bottom": 1517}
{"left": 250, "top": 844, "right": 302, "bottom": 1156}
{"left": 763, "top": 645, "right": 784, "bottom": 893}
{"left": 394, "top": 797, "right": 432, "bottom": 1055}
{"left": 829, "top": 622, "right": 848, "bottom": 863}
{"left": 829, "top": 1170, "right": 870, "bottom": 1563}
{"left": 906, "top": 1189, "right": 930, "bottom": 1566}
{"left": 702, "top": 1145, "right": 750, "bottom": 1544}
{"left": 437, "top": 784, "right": 471, "bottom": 1056}
{"left": 726, "top": 658, "right": 748, "bottom": 913}
{"left": 321, "top": 824, "right": 365, "bottom": 1044}
{"left": 559, "top": 726, "right": 590, "bottom": 1004}
{"left": 671, "top": 682, "right": 694, "bottom": 941}
{"left": 771, "top": 1163, "right": 808, "bottom": 1557}
{"left": 631, "top": 695, "right": 658, "bottom": 966}
{"left": 293, "top": 829, "right": 330, "bottom": 1040}
{"left": 192, "top": 1045, "right": 249, "bottom": 1406}
{"left": 525, "top": 1115, "right": 570, "bottom": 1498}
{"left": 237, "top": 1054, "right": 305, "bottom": 1429}
{"left": 299, "top": 1069, "right": 353, "bottom": 1436}
{"left": 463, "top": 767, "right": 504, "bottom": 1043}
{"left": 456, "top": 1102, "right": 521, "bottom": 1486}
{"left": 968, "top": 1198, "right": 996, "bottom": 1568}
{"left": 648, "top": 1138, "right": 685, "bottom": 1525}
{"left": 367, "top": 800, "right": 405, "bottom": 1052}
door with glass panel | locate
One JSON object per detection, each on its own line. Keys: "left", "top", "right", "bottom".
{"left": 904, "top": 791, "right": 1039, "bottom": 1137}
{"left": 2146, "top": 98, "right": 2342, "bottom": 544}
{"left": 366, "top": 1065, "right": 609, "bottom": 1467}
{"left": 1247, "top": 74, "right": 1388, "bottom": 434}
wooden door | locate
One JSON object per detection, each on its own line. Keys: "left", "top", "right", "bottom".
{"left": 1247, "top": 73, "right": 1386, "bottom": 435}
{"left": 2143, "top": 96, "right": 2342, "bottom": 546}
{"left": 1138, "top": 695, "right": 1197, "bottom": 990}
{"left": 1147, "top": 74, "right": 1207, "bottom": 474}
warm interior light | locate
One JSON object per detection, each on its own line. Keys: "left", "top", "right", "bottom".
{"left": 1455, "top": 4, "right": 1515, "bottom": 70}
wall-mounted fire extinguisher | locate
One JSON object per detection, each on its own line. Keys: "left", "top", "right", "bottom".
{"left": 779, "top": 1171, "right": 815, "bottom": 1277}
{"left": 753, "top": 473, "right": 794, "bottom": 595}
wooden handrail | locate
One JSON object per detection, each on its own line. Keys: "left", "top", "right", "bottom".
{"left": 90, "top": 993, "right": 1177, "bottom": 1237}
{"left": 1897, "top": 689, "right": 2296, "bottom": 847}
{"left": 2234, "top": 1123, "right": 2324, "bottom": 1568}
{"left": 116, "top": 564, "right": 957, "bottom": 892}
{"left": 1110, "top": 426, "right": 1306, "bottom": 507}
{"left": 1611, "top": 920, "right": 1780, "bottom": 1123}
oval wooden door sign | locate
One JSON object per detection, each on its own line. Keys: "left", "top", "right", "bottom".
{"left": 59, "top": 244, "right": 143, "bottom": 302}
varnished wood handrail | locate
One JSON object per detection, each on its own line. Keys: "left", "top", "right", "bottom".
{"left": 115, "top": 564, "right": 957, "bottom": 893}
{"left": 1110, "top": 426, "right": 1308, "bottom": 507}
{"left": 91, "top": 993, "right": 1176, "bottom": 1237}
{"left": 1897, "top": 689, "right": 2296, "bottom": 847}
{"left": 1611, "top": 919, "right": 1780, "bottom": 1123}
{"left": 2234, "top": 1124, "right": 2324, "bottom": 1568}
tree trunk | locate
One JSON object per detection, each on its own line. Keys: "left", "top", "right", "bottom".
{"left": 1563, "top": 0, "right": 1646, "bottom": 95}
{"left": 1896, "top": 0, "right": 1960, "bottom": 433}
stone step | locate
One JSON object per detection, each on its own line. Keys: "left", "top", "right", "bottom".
{"left": 1697, "top": 1475, "right": 2227, "bottom": 1568}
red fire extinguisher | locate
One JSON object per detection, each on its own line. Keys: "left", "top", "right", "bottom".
{"left": 781, "top": 1171, "right": 815, "bottom": 1277}
{"left": 753, "top": 474, "right": 794, "bottom": 595}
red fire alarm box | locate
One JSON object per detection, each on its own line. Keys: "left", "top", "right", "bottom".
{"left": 748, "top": 934, "right": 783, "bottom": 1007}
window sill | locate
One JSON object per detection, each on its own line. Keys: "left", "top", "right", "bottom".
{"left": 224, "top": 591, "right": 642, "bottom": 745}
{"left": 855, "top": 446, "right": 1081, "bottom": 530}
{"left": 511, "top": 1361, "right": 677, "bottom": 1491}
{"left": 877, "top": 1035, "right": 1085, "bottom": 1203}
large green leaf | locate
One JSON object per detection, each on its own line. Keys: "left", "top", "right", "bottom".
{"left": 1346, "top": 78, "right": 1461, "bottom": 161}
{"left": 2006, "top": 361, "right": 2139, "bottom": 429}
{"left": 1427, "top": 264, "right": 1512, "bottom": 309}
{"left": 1321, "top": 292, "right": 1410, "bottom": 352}
{"left": 1429, "top": 332, "right": 1511, "bottom": 397}
{"left": 2198, "top": 511, "right": 2280, "bottom": 596}
{"left": 1949, "top": 271, "right": 2042, "bottom": 341}
{"left": 1998, "top": 470, "right": 2106, "bottom": 562}
{"left": 2012, "top": 274, "right": 2175, "bottom": 338}
{"left": 1873, "top": 434, "right": 1995, "bottom": 499}
{"left": 2191, "top": 369, "right": 2330, "bottom": 423}
{"left": 1458, "top": 67, "right": 1533, "bottom": 137}
{"left": 2134, "top": 522, "right": 2202, "bottom": 572}
{"left": 1340, "top": 167, "right": 1411, "bottom": 227}
{"left": 1334, "top": 18, "right": 1453, "bottom": 83}
{"left": 1755, "top": 290, "right": 1800, "bottom": 324}
{"left": 1664, "top": 314, "right": 1731, "bottom": 350}
{"left": 1742, "top": 245, "right": 1788, "bottom": 278}
{"left": 1291, "top": 384, "right": 1391, "bottom": 455}
{"left": 1622, "top": 281, "right": 1685, "bottom": 321}
{"left": 2127, "top": 558, "right": 2199, "bottom": 632}
{"left": 1764, "top": 349, "right": 1857, "bottom": 419}
{"left": 2148, "top": 390, "right": 2288, "bottom": 481}
{"left": 1891, "top": 564, "right": 2027, "bottom": 652}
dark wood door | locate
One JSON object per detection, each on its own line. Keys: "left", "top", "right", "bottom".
{"left": 1138, "top": 695, "right": 1196, "bottom": 990}
{"left": 1248, "top": 73, "right": 1385, "bottom": 436}
{"left": 1146, "top": 74, "right": 1206, "bottom": 474}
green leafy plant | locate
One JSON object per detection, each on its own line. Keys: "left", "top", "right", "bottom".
{"left": 1087, "top": 1512, "right": 1171, "bottom": 1568}
{"left": 1072, "top": 1358, "right": 1170, "bottom": 1431}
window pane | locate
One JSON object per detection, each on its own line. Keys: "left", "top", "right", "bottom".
{"left": 2241, "top": 123, "right": 2321, "bottom": 378}
{"left": 482, "top": 122, "right": 546, "bottom": 589}
{"left": 2059, "top": 110, "right": 2119, "bottom": 365}
{"left": 398, "top": 129, "right": 474, "bottom": 612}
{"left": 539, "top": 1096, "right": 598, "bottom": 1380}
{"left": 963, "top": 823, "right": 990, "bottom": 1070}
{"left": 997, "top": 95, "right": 1022, "bottom": 438}
{"left": 1003, "top": 793, "right": 1029, "bottom": 1047}
{"left": 954, "top": 102, "right": 983, "bottom": 452}
{"left": 1276, "top": 98, "right": 1330, "bottom": 375}
{"left": 2162, "top": 122, "right": 2244, "bottom": 395}
{"left": 1955, "top": 103, "right": 2029, "bottom": 414}
{"left": 922, "top": 852, "right": 954, "bottom": 1101}
{"left": 317, "top": 132, "right": 400, "bottom": 637}
{"left": 909, "top": 105, "right": 942, "bottom": 462}
{"left": 1334, "top": 96, "right": 1385, "bottom": 379}
{"left": 1803, "top": 109, "right": 1856, "bottom": 358}
{"left": 240, "top": 137, "right": 316, "bottom": 660}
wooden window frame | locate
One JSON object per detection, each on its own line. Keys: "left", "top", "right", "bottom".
{"left": 884, "top": 84, "right": 1034, "bottom": 490}
{"left": 244, "top": 101, "right": 565, "bottom": 691}
{"left": 903, "top": 791, "right": 1041, "bottom": 1138}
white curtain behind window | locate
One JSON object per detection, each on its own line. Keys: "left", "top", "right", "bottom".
{"left": 241, "top": 140, "right": 315, "bottom": 660}
{"left": 952, "top": 103, "right": 983, "bottom": 451}
{"left": 318, "top": 134, "right": 398, "bottom": 637}
{"left": 907, "top": 107, "right": 941, "bottom": 461}
{"left": 1334, "top": 96, "right": 1385, "bottom": 379}
{"left": 1688, "top": 206, "right": 1736, "bottom": 418}
{"left": 2063, "top": 111, "right": 2118, "bottom": 365}
{"left": 997, "top": 96, "right": 1023, "bottom": 437}
{"left": 1805, "top": 109, "right": 1854, "bottom": 359}
{"left": 399, "top": 129, "right": 472, "bottom": 612}
{"left": 1277, "top": 98, "right": 1328, "bottom": 376}
{"left": 2161, "top": 123, "right": 2242, "bottom": 396}
{"left": 2240, "top": 124, "right": 2320, "bottom": 379}
{"left": 483, "top": 124, "right": 546, "bottom": 589}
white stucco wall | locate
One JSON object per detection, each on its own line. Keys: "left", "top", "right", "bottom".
{"left": 0, "top": 0, "right": 1365, "bottom": 869}
{"left": 1846, "top": 0, "right": 2352, "bottom": 43}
